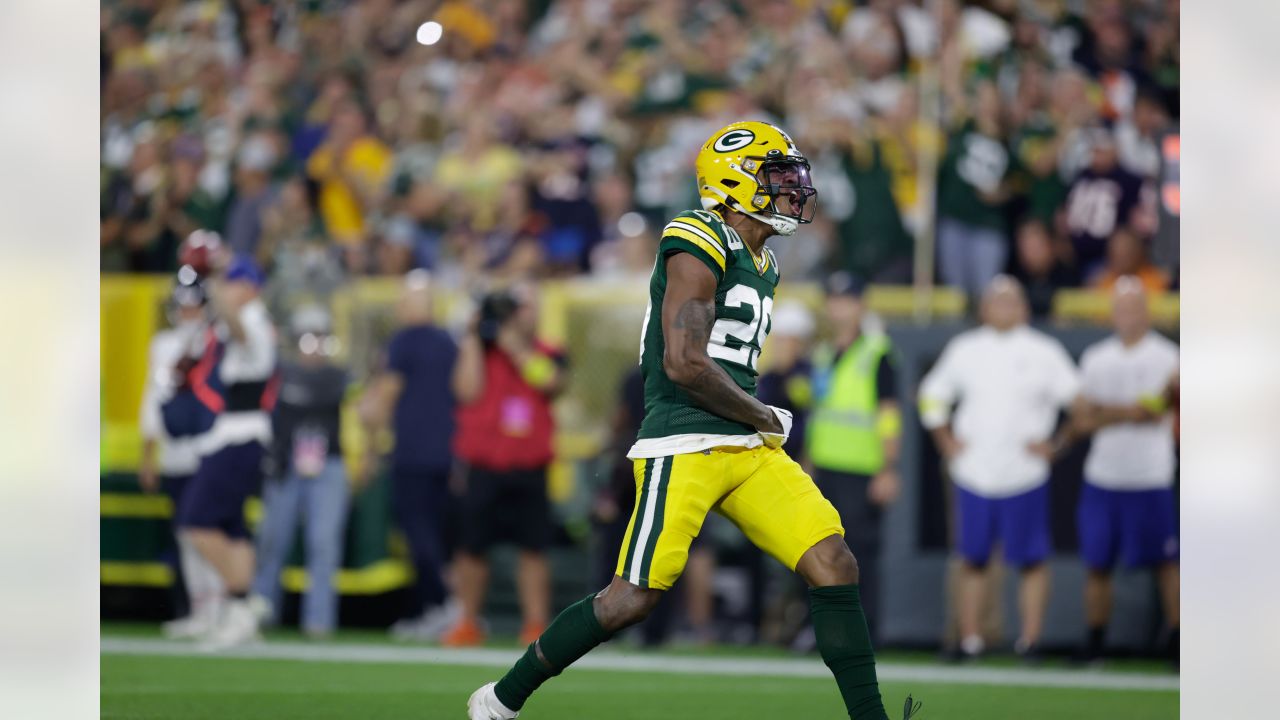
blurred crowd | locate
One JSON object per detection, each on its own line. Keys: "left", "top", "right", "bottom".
{"left": 102, "top": 0, "right": 1180, "bottom": 310}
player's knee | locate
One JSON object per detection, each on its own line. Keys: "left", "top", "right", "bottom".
{"left": 798, "top": 535, "right": 859, "bottom": 587}
{"left": 595, "top": 577, "right": 662, "bottom": 632}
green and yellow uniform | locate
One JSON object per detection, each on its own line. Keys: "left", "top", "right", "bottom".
{"left": 491, "top": 121, "right": 892, "bottom": 720}
{"left": 619, "top": 208, "right": 842, "bottom": 590}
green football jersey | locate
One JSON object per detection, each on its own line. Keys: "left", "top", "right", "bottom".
{"left": 634, "top": 208, "right": 780, "bottom": 445}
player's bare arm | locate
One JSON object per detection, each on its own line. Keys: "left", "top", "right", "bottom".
{"left": 661, "top": 252, "right": 782, "bottom": 434}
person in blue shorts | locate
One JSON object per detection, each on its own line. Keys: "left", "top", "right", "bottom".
{"left": 1072, "top": 280, "right": 1179, "bottom": 665}
{"left": 919, "top": 277, "right": 1083, "bottom": 662}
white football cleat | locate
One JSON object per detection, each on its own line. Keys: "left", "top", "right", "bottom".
{"left": 247, "top": 593, "right": 274, "bottom": 625}
{"left": 199, "top": 599, "right": 260, "bottom": 652}
{"left": 162, "top": 614, "right": 213, "bottom": 640}
{"left": 467, "top": 682, "right": 518, "bottom": 719}
{"left": 393, "top": 599, "right": 463, "bottom": 642}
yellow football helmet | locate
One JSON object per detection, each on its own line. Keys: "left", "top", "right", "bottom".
{"left": 695, "top": 120, "right": 818, "bottom": 236}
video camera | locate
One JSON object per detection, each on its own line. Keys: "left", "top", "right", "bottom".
{"left": 476, "top": 289, "right": 520, "bottom": 346}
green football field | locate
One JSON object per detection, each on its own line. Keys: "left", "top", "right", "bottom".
{"left": 101, "top": 629, "right": 1178, "bottom": 719}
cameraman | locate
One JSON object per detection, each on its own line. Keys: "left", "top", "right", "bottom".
{"left": 442, "top": 283, "right": 565, "bottom": 647}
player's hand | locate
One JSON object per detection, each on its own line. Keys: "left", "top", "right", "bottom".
{"left": 758, "top": 405, "right": 793, "bottom": 449}
{"left": 868, "top": 469, "right": 900, "bottom": 506}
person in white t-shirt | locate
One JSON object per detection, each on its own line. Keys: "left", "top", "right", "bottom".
{"left": 1071, "top": 279, "right": 1179, "bottom": 665}
{"left": 919, "top": 276, "right": 1082, "bottom": 662}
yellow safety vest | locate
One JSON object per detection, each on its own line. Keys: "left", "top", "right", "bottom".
{"left": 806, "top": 334, "right": 891, "bottom": 475}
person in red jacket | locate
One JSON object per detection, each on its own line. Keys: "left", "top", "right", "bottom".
{"left": 444, "top": 283, "right": 565, "bottom": 647}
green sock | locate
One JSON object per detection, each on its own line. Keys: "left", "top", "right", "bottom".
{"left": 810, "top": 584, "right": 888, "bottom": 720}
{"left": 493, "top": 594, "right": 611, "bottom": 711}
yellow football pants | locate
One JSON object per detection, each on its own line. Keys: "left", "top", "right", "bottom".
{"left": 615, "top": 445, "right": 844, "bottom": 590}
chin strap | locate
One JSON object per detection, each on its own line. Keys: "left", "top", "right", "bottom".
{"left": 701, "top": 187, "right": 799, "bottom": 236}
{"left": 747, "top": 209, "right": 799, "bottom": 236}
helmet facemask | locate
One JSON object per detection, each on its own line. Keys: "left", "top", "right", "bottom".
{"left": 748, "top": 157, "right": 818, "bottom": 224}
{"left": 725, "top": 155, "right": 817, "bottom": 236}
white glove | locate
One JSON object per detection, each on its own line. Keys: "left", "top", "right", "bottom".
{"left": 758, "top": 405, "right": 794, "bottom": 449}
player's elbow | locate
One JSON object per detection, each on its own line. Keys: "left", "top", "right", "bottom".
{"left": 662, "top": 348, "right": 706, "bottom": 388}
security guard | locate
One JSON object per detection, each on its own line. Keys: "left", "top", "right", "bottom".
{"left": 806, "top": 272, "right": 901, "bottom": 637}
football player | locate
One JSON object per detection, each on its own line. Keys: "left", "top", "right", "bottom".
{"left": 468, "top": 122, "right": 919, "bottom": 719}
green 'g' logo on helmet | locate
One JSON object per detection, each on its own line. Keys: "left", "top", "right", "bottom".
{"left": 713, "top": 129, "right": 756, "bottom": 153}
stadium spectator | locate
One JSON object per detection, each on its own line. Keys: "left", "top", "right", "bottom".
{"left": 163, "top": 136, "right": 228, "bottom": 247}
{"left": 306, "top": 101, "right": 395, "bottom": 268}
{"left": 935, "top": 81, "right": 1013, "bottom": 302}
{"left": 446, "top": 283, "right": 565, "bottom": 647}
{"left": 1071, "top": 281, "right": 1180, "bottom": 665}
{"left": 257, "top": 179, "right": 348, "bottom": 320}
{"left": 1062, "top": 128, "right": 1143, "bottom": 278}
{"left": 461, "top": 180, "right": 547, "bottom": 284}
{"left": 1073, "top": 9, "right": 1147, "bottom": 123}
{"left": 256, "top": 177, "right": 320, "bottom": 270}
{"left": 1012, "top": 218, "right": 1079, "bottom": 319}
{"left": 138, "top": 272, "right": 221, "bottom": 638}
{"left": 919, "top": 276, "right": 1081, "bottom": 662}
{"left": 1007, "top": 67, "right": 1095, "bottom": 230}
{"left": 103, "top": 132, "right": 228, "bottom": 275}
{"left": 1142, "top": 2, "right": 1181, "bottom": 115}
{"left": 827, "top": 114, "right": 918, "bottom": 285}
{"left": 1088, "top": 227, "right": 1170, "bottom": 293}
{"left": 100, "top": 132, "right": 177, "bottom": 273}
{"left": 1116, "top": 88, "right": 1172, "bottom": 180}
{"left": 527, "top": 114, "right": 604, "bottom": 275}
{"left": 223, "top": 132, "right": 280, "bottom": 259}
{"left": 805, "top": 273, "right": 901, "bottom": 638}
{"left": 179, "top": 255, "right": 277, "bottom": 650}
{"left": 434, "top": 118, "right": 524, "bottom": 234}
{"left": 252, "top": 305, "right": 353, "bottom": 638}
{"left": 360, "top": 271, "right": 460, "bottom": 641}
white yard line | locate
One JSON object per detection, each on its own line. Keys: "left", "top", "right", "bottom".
{"left": 100, "top": 637, "right": 1178, "bottom": 693}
